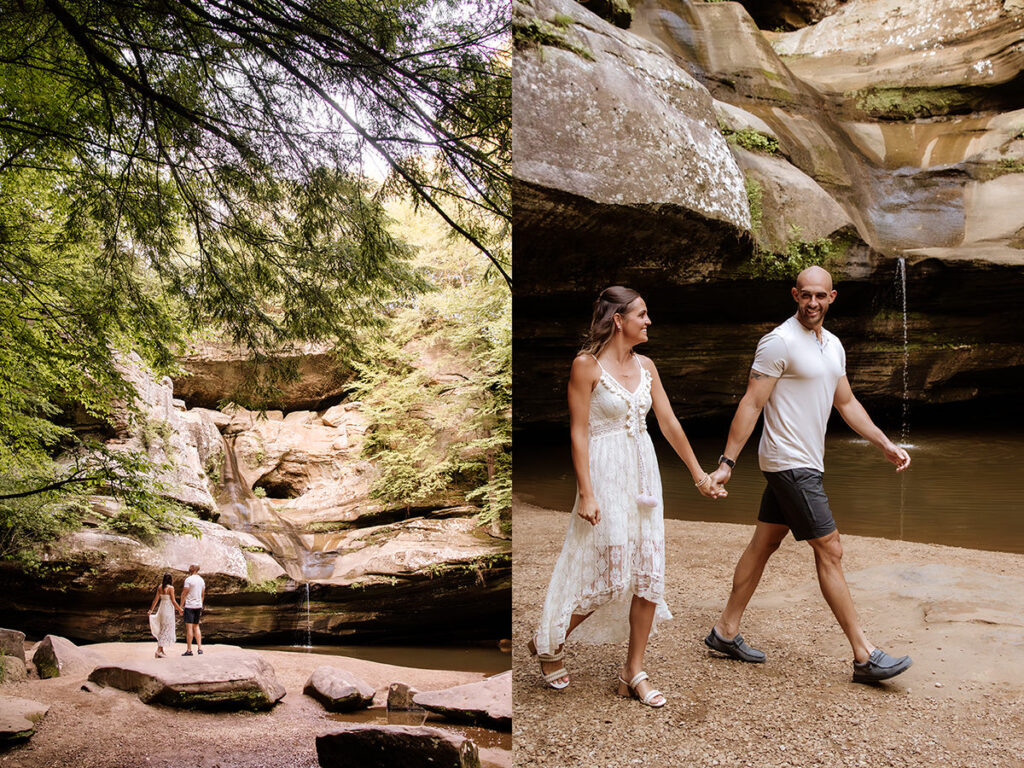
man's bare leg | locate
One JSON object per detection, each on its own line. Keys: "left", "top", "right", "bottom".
{"left": 714, "top": 521, "right": 789, "bottom": 639}
{"left": 185, "top": 624, "right": 194, "bottom": 652}
{"left": 807, "top": 530, "right": 872, "bottom": 663}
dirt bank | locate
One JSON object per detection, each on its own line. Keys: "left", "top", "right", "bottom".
{"left": 513, "top": 502, "right": 1024, "bottom": 768}
{"left": 1, "top": 643, "right": 509, "bottom": 768}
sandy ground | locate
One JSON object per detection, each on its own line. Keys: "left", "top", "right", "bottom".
{"left": 513, "top": 501, "right": 1024, "bottom": 768}
{"left": 1, "top": 643, "right": 510, "bottom": 768}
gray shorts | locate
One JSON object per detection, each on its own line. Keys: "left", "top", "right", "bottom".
{"left": 183, "top": 607, "right": 203, "bottom": 625}
{"left": 757, "top": 468, "right": 837, "bottom": 541}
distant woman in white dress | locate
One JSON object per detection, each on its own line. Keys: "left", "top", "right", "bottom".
{"left": 148, "top": 572, "right": 183, "bottom": 658}
{"left": 528, "top": 286, "right": 725, "bottom": 707}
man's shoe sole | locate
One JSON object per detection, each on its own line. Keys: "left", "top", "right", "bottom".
{"left": 704, "top": 631, "right": 766, "bottom": 664}
{"left": 852, "top": 657, "right": 913, "bottom": 683}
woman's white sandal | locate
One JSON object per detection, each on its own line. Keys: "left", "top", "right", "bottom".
{"left": 617, "top": 671, "right": 665, "bottom": 707}
{"left": 528, "top": 640, "right": 569, "bottom": 689}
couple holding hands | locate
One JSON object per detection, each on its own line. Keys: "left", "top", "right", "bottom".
{"left": 527, "top": 267, "right": 913, "bottom": 708}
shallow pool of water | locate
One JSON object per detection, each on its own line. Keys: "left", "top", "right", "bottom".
{"left": 514, "top": 427, "right": 1024, "bottom": 554}
{"left": 326, "top": 708, "right": 511, "bottom": 751}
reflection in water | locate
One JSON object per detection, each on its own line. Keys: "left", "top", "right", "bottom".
{"left": 253, "top": 644, "right": 511, "bottom": 676}
{"left": 326, "top": 708, "right": 511, "bottom": 751}
{"left": 515, "top": 429, "right": 1024, "bottom": 554}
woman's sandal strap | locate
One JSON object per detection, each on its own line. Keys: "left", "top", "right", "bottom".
{"left": 542, "top": 667, "right": 569, "bottom": 684}
{"left": 641, "top": 688, "right": 664, "bottom": 705}
{"left": 627, "top": 671, "right": 649, "bottom": 688}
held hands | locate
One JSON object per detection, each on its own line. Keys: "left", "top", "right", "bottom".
{"left": 883, "top": 442, "right": 911, "bottom": 472}
{"left": 696, "top": 467, "right": 728, "bottom": 499}
{"left": 577, "top": 494, "right": 601, "bottom": 526}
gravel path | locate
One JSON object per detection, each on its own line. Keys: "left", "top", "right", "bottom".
{"left": 1, "top": 643, "right": 509, "bottom": 768}
{"left": 513, "top": 502, "right": 1024, "bottom": 768}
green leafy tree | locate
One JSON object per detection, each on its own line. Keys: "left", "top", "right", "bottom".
{"left": 0, "top": 0, "right": 510, "bottom": 554}
{"left": 352, "top": 202, "right": 510, "bottom": 530}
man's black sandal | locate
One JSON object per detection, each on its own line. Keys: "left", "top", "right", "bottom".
{"left": 704, "top": 627, "right": 766, "bottom": 663}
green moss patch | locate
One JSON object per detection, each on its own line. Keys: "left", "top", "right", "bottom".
{"left": 973, "top": 158, "right": 1024, "bottom": 182}
{"left": 725, "top": 127, "right": 780, "bottom": 155}
{"left": 513, "top": 17, "right": 595, "bottom": 61}
{"left": 851, "top": 86, "right": 969, "bottom": 120}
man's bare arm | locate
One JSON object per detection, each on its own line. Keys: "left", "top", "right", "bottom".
{"left": 833, "top": 376, "right": 910, "bottom": 471}
{"left": 712, "top": 370, "right": 779, "bottom": 485}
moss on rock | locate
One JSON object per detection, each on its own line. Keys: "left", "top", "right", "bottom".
{"left": 513, "top": 17, "right": 595, "bottom": 61}
{"left": 851, "top": 86, "right": 971, "bottom": 120}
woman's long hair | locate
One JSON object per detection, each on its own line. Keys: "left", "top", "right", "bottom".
{"left": 161, "top": 572, "right": 172, "bottom": 589}
{"left": 579, "top": 286, "right": 641, "bottom": 358}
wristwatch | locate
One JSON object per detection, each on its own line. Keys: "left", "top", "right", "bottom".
{"left": 718, "top": 454, "right": 736, "bottom": 469}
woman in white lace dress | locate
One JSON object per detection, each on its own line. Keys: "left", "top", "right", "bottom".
{"left": 528, "top": 286, "right": 725, "bottom": 707}
{"left": 148, "top": 572, "right": 183, "bottom": 658}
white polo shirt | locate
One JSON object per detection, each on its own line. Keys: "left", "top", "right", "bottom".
{"left": 752, "top": 315, "right": 846, "bottom": 473}
{"left": 183, "top": 574, "right": 205, "bottom": 609}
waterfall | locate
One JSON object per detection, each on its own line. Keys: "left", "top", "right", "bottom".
{"left": 896, "top": 257, "right": 909, "bottom": 446}
{"left": 896, "top": 257, "right": 909, "bottom": 539}
{"left": 304, "top": 582, "right": 313, "bottom": 648}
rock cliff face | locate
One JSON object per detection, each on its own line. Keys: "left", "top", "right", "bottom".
{"left": 0, "top": 354, "right": 510, "bottom": 645}
{"left": 513, "top": 0, "right": 1024, "bottom": 427}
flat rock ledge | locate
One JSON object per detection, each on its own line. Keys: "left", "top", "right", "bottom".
{"left": 316, "top": 724, "right": 480, "bottom": 768}
{"left": 303, "top": 665, "right": 375, "bottom": 712}
{"left": 413, "top": 670, "right": 511, "bottom": 730}
{"left": 0, "top": 696, "right": 48, "bottom": 745}
{"left": 87, "top": 651, "right": 285, "bottom": 711}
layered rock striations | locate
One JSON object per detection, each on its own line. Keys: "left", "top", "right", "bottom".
{"left": 0, "top": 352, "right": 510, "bottom": 644}
{"left": 513, "top": 0, "right": 1024, "bottom": 427}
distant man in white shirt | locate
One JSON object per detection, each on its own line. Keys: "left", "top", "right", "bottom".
{"left": 703, "top": 266, "right": 913, "bottom": 684}
{"left": 180, "top": 563, "right": 206, "bottom": 656}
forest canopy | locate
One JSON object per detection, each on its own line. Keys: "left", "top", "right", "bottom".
{"left": 0, "top": 0, "right": 510, "bottom": 554}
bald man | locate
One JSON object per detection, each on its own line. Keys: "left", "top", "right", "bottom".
{"left": 704, "top": 266, "right": 913, "bottom": 683}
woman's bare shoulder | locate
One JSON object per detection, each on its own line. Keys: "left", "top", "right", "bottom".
{"left": 636, "top": 353, "right": 658, "bottom": 374}
{"left": 572, "top": 353, "right": 600, "bottom": 372}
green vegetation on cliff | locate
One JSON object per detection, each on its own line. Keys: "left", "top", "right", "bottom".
{"left": 724, "top": 128, "right": 781, "bottom": 155}
{"left": 0, "top": 1, "right": 510, "bottom": 559}
{"left": 747, "top": 226, "right": 848, "bottom": 280}
{"left": 352, "top": 204, "right": 511, "bottom": 531}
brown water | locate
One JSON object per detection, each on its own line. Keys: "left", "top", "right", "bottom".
{"left": 514, "top": 428, "right": 1024, "bottom": 554}
{"left": 327, "top": 709, "right": 511, "bottom": 750}
{"left": 253, "top": 644, "right": 510, "bottom": 676}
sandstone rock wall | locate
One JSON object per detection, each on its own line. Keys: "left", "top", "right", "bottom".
{"left": 513, "top": 0, "right": 1024, "bottom": 427}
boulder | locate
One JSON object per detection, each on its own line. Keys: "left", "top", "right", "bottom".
{"left": 732, "top": 146, "right": 856, "bottom": 252}
{"left": 0, "top": 696, "right": 48, "bottom": 745}
{"left": 32, "top": 635, "right": 103, "bottom": 679}
{"left": 303, "top": 666, "right": 375, "bottom": 712}
{"left": 772, "top": 0, "right": 1024, "bottom": 117}
{"left": 413, "top": 671, "right": 512, "bottom": 730}
{"left": 174, "top": 340, "right": 351, "bottom": 411}
{"left": 316, "top": 724, "right": 479, "bottom": 768}
{"left": 0, "top": 655, "right": 27, "bottom": 683}
{"left": 88, "top": 651, "right": 285, "bottom": 710}
{"left": 387, "top": 682, "right": 422, "bottom": 711}
{"left": 513, "top": 0, "right": 752, "bottom": 289}
{"left": 0, "top": 628, "right": 26, "bottom": 663}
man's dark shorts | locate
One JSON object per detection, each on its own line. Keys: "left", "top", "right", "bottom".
{"left": 183, "top": 607, "right": 203, "bottom": 625}
{"left": 758, "top": 468, "right": 837, "bottom": 541}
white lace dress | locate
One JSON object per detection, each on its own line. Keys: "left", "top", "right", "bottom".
{"left": 533, "top": 356, "right": 672, "bottom": 655}
{"left": 156, "top": 593, "right": 176, "bottom": 648}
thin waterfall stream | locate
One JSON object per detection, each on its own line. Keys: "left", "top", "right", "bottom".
{"left": 896, "top": 257, "right": 909, "bottom": 539}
